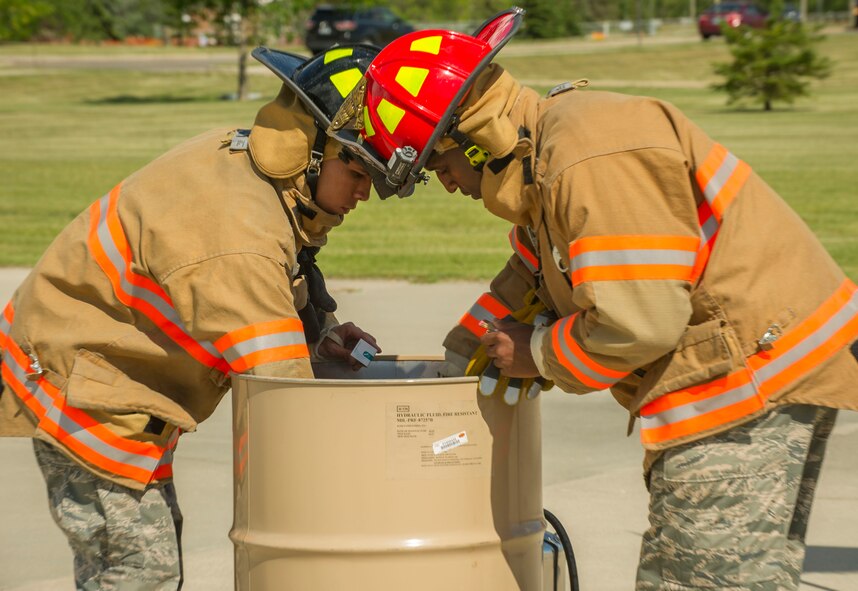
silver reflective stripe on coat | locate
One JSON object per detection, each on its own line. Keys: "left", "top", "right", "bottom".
{"left": 220, "top": 332, "right": 307, "bottom": 366}
{"left": 570, "top": 248, "right": 697, "bottom": 273}
{"left": 3, "top": 349, "right": 164, "bottom": 476}
{"left": 553, "top": 315, "right": 622, "bottom": 387}
{"left": 702, "top": 151, "right": 741, "bottom": 205}
{"left": 91, "top": 193, "right": 222, "bottom": 362}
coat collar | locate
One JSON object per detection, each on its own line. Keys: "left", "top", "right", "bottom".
{"left": 476, "top": 79, "right": 542, "bottom": 228}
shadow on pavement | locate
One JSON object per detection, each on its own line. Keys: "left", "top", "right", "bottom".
{"left": 804, "top": 545, "right": 858, "bottom": 572}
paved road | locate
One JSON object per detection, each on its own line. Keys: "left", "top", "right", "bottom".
{"left": 1, "top": 270, "right": 856, "bottom": 590}
{"left": 0, "top": 33, "right": 706, "bottom": 80}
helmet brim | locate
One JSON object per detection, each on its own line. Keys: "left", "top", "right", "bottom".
{"left": 473, "top": 7, "right": 525, "bottom": 48}
{"left": 252, "top": 46, "right": 331, "bottom": 127}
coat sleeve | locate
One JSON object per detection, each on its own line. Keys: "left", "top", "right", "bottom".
{"left": 443, "top": 226, "right": 538, "bottom": 365}
{"left": 161, "top": 252, "right": 314, "bottom": 380}
{"left": 536, "top": 148, "right": 699, "bottom": 394}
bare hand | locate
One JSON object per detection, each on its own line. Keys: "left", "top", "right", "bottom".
{"left": 317, "top": 322, "right": 381, "bottom": 371}
{"left": 480, "top": 318, "right": 540, "bottom": 378}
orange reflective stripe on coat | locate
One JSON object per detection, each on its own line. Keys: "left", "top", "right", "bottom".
{"left": 509, "top": 226, "right": 538, "bottom": 274}
{"left": 641, "top": 279, "right": 858, "bottom": 445}
{"left": 1, "top": 323, "right": 177, "bottom": 484}
{"left": 690, "top": 200, "right": 719, "bottom": 283}
{"left": 214, "top": 318, "right": 309, "bottom": 373}
{"left": 691, "top": 143, "right": 751, "bottom": 282}
{"left": 459, "top": 293, "right": 513, "bottom": 337}
{"left": 88, "top": 186, "right": 308, "bottom": 375}
{"left": 695, "top": 143, "right": 751, "bottom": 222}
{"left": 0, "top": 300, "right": 12, "bottom": 353}
{"left": 88, "top": 184, "right": 231, "bottom": 375}
{"left": 551, "top": 313, "right": 629, "bottom": 389}
{"left": 568, "top": 235, "right": 700, "bottom": 286}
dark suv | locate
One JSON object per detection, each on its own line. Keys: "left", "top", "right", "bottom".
{"left": 305, "top": 5, "right": 415, "bottom": 54}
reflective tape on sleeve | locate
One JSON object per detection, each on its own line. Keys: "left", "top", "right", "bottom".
{"left": 214, "top": 318, "right": 309, "bottom": 373}
{"left": 568, "top": 235, "right": 700, "bottom": 286}
{"left": 459, "top": 293, "right": 513, "bottom": 337}
{"left": 550, "top": 314, "right": 629, "bottom": 389}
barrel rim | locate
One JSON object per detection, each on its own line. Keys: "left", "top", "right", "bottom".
{"left": 233, "top": 355, "right": 479, "bottom": 387}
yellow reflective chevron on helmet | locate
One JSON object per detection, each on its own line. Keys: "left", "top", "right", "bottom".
{"left": 410, "top": 35, "right": 442, "bottom": 54}
{"left": 363, "top": 106, "right": 375, "bottom": 137}
{"left": 395, "top": 66, "right": 429, "bottom": 98}
{"left": 330, "top": 67, "right": 363, "bottom": 98}
{"left": 324, "top": 47, "right": 354, "bottom": 64}
{"left": 376, "top": 99, "right": 405, "bottom": 134}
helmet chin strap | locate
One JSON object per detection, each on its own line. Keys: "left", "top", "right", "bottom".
{"left": 304, "top": 124, "right": 329, "bottom": 202}
{"left": 446, "top": 116, "right": 489, "bottom": 172}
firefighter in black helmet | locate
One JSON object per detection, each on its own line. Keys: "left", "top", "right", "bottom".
{"left": 0, "top": 44, "right": 382, "bottom": 590}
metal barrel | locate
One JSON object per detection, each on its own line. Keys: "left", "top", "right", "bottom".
{"left": 230, "top": 357, "right": 545, "bottom": 590}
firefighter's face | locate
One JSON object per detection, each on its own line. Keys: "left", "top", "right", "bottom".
{"left": 315, "top": 156, "right": 372, "bottom": 216}
{"left": 426, "top": 149, "right": 483, "bottom": 200}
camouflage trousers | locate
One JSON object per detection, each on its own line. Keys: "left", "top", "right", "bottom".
{"left": 637, "top": 404, "right": 837, "bottom": 591}
{"left": 33, "top": 439, "right": 184, "bottom": 590}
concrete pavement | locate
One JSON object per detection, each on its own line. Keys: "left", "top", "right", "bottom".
{"left": 1, "top": 269, "right": 856, "bottom": 591}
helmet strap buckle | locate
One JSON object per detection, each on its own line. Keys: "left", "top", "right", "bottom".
{"left": 464, "top": 145, "right": 490, "bottom": 169}
{"left": 306, "top": 127, "right": 328, "bottom": 198}
{"left": 447, "top": 116, "right": 488, "bottom": 171}
{"left": 307, "top": 149, "right": 323, "bottom": 176}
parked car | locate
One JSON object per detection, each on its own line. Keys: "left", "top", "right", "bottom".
{"left": 782, "top": 3, "right": 801, "bottom": 22}
{"left": 698, "top": 3, "right": 769, "bottom": 39}
{"left": 305, "top": 5, "right": 415, "bottom": 54}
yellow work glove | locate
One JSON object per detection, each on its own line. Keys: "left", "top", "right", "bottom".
{"left": 465, "top": 289, "right": 554, "bottom": 405}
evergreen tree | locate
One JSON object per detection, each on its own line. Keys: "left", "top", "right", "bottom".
{"left": 712, "top": 16, "right": 832, "bottom": 111}
{"left": 520, "top": 0, "right": 580, "bottom": 38}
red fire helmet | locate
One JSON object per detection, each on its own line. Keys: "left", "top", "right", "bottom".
{"left": 360, "top": 30, "right": 491, "bottom": 163}
{"left": 329, "top": 7, "right": 523, "bottom": 198}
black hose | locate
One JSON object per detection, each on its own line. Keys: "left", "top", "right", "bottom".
{"left": 544, "top": 508, "right": 580, "bottom": 591}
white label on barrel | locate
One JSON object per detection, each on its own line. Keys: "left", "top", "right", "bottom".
{"left": 386, "top": 400, "right": 488, "bottom": 479}
{"left": 432, "top": 431, "right": 468, "bottom": 455}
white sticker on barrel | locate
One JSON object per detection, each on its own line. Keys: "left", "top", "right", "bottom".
{"left": 432, "top": 431, "right": 468, "bottom": 455}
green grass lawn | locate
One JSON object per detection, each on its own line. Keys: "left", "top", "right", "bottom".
{"left": 1, "top": 31, "right": 856, "bottom": 281}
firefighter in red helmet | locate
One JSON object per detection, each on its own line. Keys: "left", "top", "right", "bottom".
{"left": 329, "top": 8, "right": 858, "bottom": 590}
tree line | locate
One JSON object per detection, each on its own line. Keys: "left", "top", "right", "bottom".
{"left": 2, "top": 0, "right": 853, "bottom": 44}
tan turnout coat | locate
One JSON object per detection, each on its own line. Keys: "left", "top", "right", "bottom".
{"left": 0, "top": 86, "right": 342, "bottom": 489}
{"left": 445, "top": 68, "right": 858, "bottom": 458}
